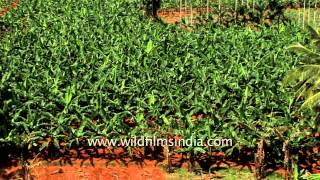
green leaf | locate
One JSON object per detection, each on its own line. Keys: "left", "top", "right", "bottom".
{"left": 148, "top": 94, "right": 155, "bottom": 106}
{"left": 193, "top": 147, "right": 206, "bottom": 154}
{"left": 146, "top": 40, "right": 153, "bottom": 54}
{"left": 287, "top": 43, "right": 319, "bottom": 59}
{"left": 306, "top": 25, "right": 320, "bottom": 40}
{"left": 301, "top": 92, "right": 320, "bottom": 110}
{"left": 161, "top": 115, "right": 170, "bottom": 126}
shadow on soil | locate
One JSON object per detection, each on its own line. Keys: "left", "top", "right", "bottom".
{"left": 1, "top": 141, "right": 319, "bottom": 179}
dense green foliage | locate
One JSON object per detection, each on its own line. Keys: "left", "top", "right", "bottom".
{"left": 0, "top": 0, "right": 318, "bottom": 161}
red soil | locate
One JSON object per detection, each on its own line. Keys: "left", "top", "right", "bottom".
{"left": 0, "top": 0, "right": 19, "bottom": 17}
{"left": 0, "top": 150, "right": 233, "bottom": 179}
{"left": 1, "top": 145, "right": 319, "bottom": 179}
{"left": 24, "top": 160, "right": 166, "bottom": 180}
{"left": 158, "top": 8, "right": 212, "bottom": 24}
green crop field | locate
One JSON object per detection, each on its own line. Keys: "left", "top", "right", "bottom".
{"left": 0, "top": 0, "right": 320, "bottom": 179}
{"left": 161, "top": 0, "right": 320, "bottom": 8}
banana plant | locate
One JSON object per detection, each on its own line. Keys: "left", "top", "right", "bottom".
{"left": 284, "top": 25, "right": 320, "bottom": 110}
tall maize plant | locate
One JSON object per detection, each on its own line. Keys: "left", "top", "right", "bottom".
{"left": 284, "top": 25, "right": 320, "bottom": 110}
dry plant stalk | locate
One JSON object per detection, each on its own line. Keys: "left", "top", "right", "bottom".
{"left": 235, "top": 0, "right": 238, "bottom": 23}
{"left": 163, "top": 143, "right": 174, "bottom": 173}
{"left": 314, "top": 0, "right": 318, "bottom": 26}
{"left": 283, "top": 140, "right": 292, "bottom": 180}
{"left": 180, "top": 0, "right": 182, "bottom": 21}
{"left": 308, "top": 0, "right": 311, "bottom": 25}
{"left": 253, "top": 0, "right": 255, "bottom": 12}
{"left": 255, "top": 139, "right": 265, "bottom": 180}
{"left": 185, "top": 0, "right": 187, "bottom": 11}
{"left": 299, "top": 8, "right": 302, "bottom": 25}
{"left": 274, "top": 128, "right": 293, "bottom": 180}
{"left": 303, "top": 0, "right": 306, "bottom": 28}
{"left": 206, "top": 0, "right": 209, "bottom": 19}
{"left": 190, "top": 2, "right": 193, "bottom": 25}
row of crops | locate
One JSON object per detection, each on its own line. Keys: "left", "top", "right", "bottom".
{"left": 0, "top": 0, "right": 319, "bottom": 178}
{"left": 161, "top": 0, "right": 320, "bottom": 8}
{"left": 147, "top": 0, "right": 320, "bottom": 28}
